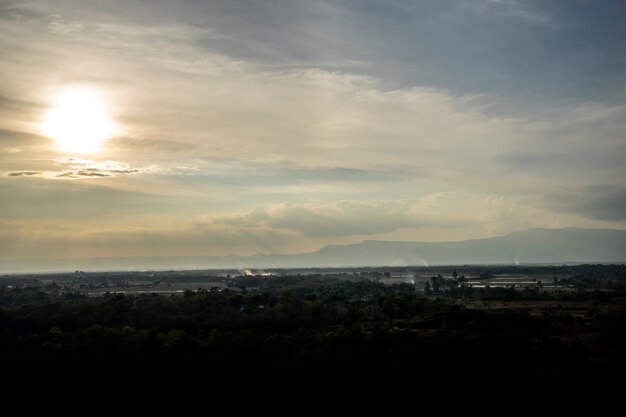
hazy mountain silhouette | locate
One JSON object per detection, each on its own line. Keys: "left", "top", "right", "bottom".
{"left": 2, "top": 228, "right": 625, "bottom": 273}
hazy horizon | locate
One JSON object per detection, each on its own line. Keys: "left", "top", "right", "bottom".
{"left": 2, "top": 1, "right": 626, "bottom": 263}
{"left": 3, "top": 227, "right": 625, "bottom": 274}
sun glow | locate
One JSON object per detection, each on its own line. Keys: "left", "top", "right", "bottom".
{"left": 42, "top": 87, "right": 117, "bottom": 153}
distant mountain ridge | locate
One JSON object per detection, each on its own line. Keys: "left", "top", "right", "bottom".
{"left": 2, "top": 227, "right": 626, "bottom": 273}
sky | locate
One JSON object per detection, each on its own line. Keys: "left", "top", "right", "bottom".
{"left": 1, "top": 0, "right": 626, "bottom": 261}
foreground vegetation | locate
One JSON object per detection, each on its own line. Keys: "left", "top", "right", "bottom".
{"left": 1, "top": 266, "right": 625, "bottom": 389}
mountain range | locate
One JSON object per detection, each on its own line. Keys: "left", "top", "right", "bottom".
{"left": 2, "top": 227, "right": 625, "bottom": 273}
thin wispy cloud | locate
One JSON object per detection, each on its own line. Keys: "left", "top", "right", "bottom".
{"left": 481, "top": 0, "right": 557, "bottom": 28}
{"left": 7, "top": 157, "right": 161, "bottom": 179}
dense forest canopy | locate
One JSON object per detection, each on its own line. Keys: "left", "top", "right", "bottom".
{"left": 1, "top": 265, "right": 625, "bottom": 389}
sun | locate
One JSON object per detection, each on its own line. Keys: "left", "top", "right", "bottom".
{"left": 41, "top": 87, "right": 118, "bottom": 153}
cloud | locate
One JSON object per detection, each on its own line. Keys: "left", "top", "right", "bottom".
{"left": 480, "top": 0, "right": 556, "bottom": 28}
{"left": 198, "top": 198, "right": 481, "bottom": 238}
{"left": 47, "top": 14, "right": 85, "bottom": 34}
{"left": 8, "top": 171, "right": 39, "bottom": 177}
{"left": 6, "top": 157, "right": 161, "bottom": 179}
{"left": 0, "top": 94, "right": 40, "bottom": 113}
{"left": 546, "top": 184, "right": 626, "bottom": 221}
{"left": 265, "top": 201, "right": 427, "bottom": 237}
{"left": 56, "top": 170, "right": 115, "bottom": 178}
{"left": 0, "top": 179, "right": 185, "bottom": 222}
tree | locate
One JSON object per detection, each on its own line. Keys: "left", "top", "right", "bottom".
{"left": 431, "top": 276, "right": 440, "bottom": 292}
